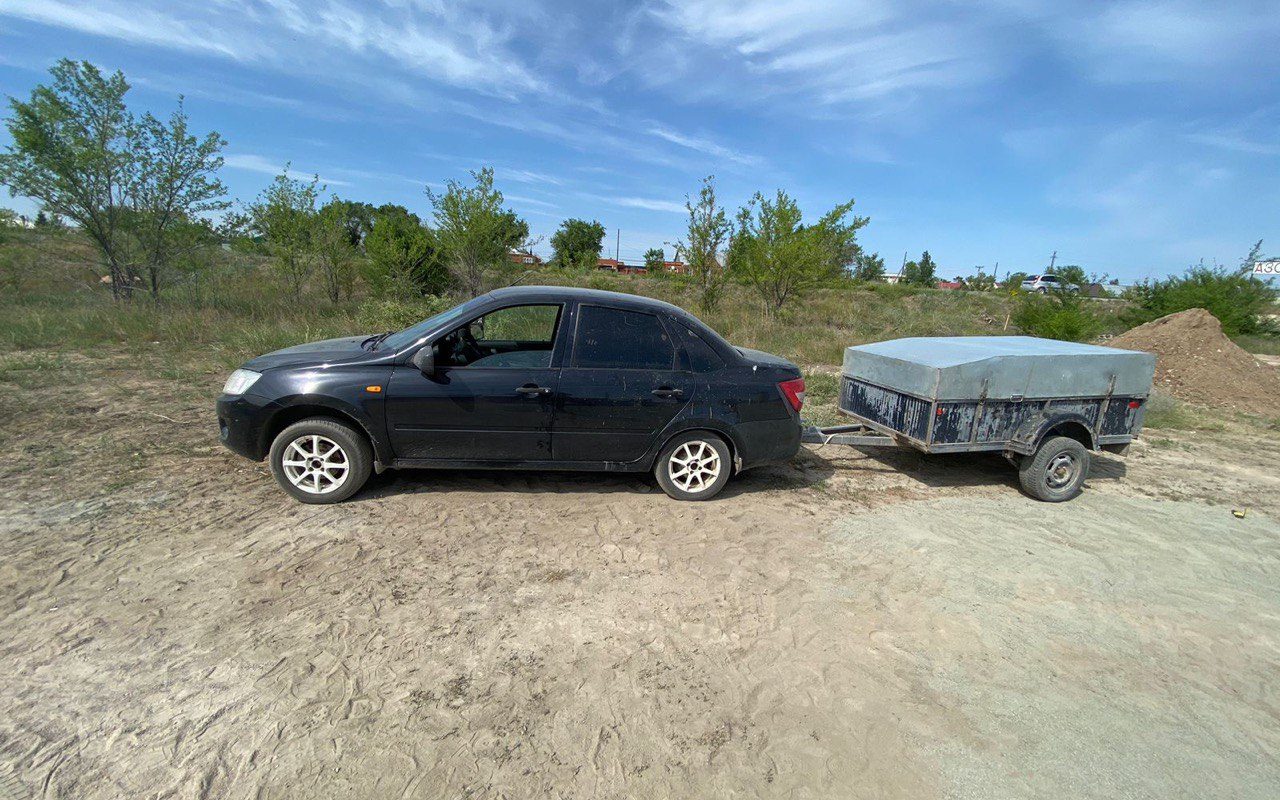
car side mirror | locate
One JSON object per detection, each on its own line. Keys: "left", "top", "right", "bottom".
{"left": 411, "top": 346, "right": 435, "bottom": 375}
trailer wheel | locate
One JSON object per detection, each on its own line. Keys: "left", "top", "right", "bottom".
{"left": 1018, "top": 436, "right": 1089, "bottom": 502}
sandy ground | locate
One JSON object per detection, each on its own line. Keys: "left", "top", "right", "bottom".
{"left": 1, "top": 353, "right": 1278, "bottom": 799}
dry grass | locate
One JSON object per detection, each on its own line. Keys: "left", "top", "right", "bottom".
{"left": 0, "top": 228, "right": 1133, "bottom": 375}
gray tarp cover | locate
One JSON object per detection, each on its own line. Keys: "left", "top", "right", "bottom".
{"left": 841, "top": 336, "right": 1156, "bottom": 401}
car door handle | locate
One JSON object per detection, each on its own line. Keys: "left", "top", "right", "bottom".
{"left": 515, "top": 384, "right": 552, "bottom": 397}
{"left": 651, "top": 387, "right": 684, "bottom": 399}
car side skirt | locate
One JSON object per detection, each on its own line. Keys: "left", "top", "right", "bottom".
{"left": 390, "top": 458, "right": 650, "bottom": 473}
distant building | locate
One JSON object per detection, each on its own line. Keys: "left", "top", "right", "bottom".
{"left": 507, "top": 249, "right": 542, "bottom": 266}
{"left": 596, "top": 257, "right": 690, "bottom": 275}
{"left": 593, "top": 261, "right": 645, "bottom": 276}
{"left": 597, "top": 257, "right": 646, "bottom": 275}
{"left": 936, "top": 280, "right": 965, "bottom": 290}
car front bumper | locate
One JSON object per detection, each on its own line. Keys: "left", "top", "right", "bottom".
{"left": 216, "top": 393, "right": 274, "bottom": 461}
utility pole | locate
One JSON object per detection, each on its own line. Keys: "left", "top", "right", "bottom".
{"left": 899, "top": 251, "right": 908, "bottom": 281}
{"left": 1047, "top": 250, "right": 1057, "bottom": 274}
{"left": 616, "top": 229, "right": 621, "bottom": 262}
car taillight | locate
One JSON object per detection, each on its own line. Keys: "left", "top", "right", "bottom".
{"left": 778, "top": 377, "right": 805, "bottom": 413}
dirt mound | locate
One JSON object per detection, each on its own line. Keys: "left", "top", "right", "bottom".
{"left": 1109, "top": 308, "right": 1280, "bottom": 414}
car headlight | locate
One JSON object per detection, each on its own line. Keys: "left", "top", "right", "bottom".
{"left": 222, "top": 368, "right": 261, "bottom": 396}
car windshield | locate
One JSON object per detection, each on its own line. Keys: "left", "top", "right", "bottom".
{"left": 378, "top": 295, "right": 489, "bottom": 352}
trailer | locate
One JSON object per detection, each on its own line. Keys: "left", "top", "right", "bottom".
{"left": 801, "top": 336, "right": 1157, "bottom": 501}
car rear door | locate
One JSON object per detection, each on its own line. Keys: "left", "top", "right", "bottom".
{"left": 553, "top": 303, "right": 693, "bottom": 464}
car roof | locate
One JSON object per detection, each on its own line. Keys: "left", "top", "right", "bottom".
{"left": 485, "top": 285, "right": 687, "bottom": 315}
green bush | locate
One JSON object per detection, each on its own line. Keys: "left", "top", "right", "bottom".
{"left": 1122, "top": 265, "right": 1277, "bottom": 336}
{"left": 1012, "top": 290, "right": 1103, "bottom": 342}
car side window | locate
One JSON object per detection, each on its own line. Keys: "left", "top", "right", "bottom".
{"left": 573, "top": 306, "right": 675, "bottom": 370}
{"left": 434, "top": 304, "right": 561, "bottom": 368}
{"left": 678, "top": 325, "right": 725, "bottom": 372}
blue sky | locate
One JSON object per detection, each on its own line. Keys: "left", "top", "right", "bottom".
{"left": 0, "top": 0, "right": 1277, "bottom": 281}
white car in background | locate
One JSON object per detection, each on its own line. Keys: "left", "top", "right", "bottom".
{"left": 1021, "top": 274, "right": 1079, "bottom": 293}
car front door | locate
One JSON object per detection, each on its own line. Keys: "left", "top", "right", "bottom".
{"left": 385, "top": 303, "right": 565, "bottom": 462}
{"left": 553, "top": 303, "right": 693, "bottom": 464}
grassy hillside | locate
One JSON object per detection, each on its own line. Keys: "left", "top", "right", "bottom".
{"left": 0, "top": 228, "right": 1135, "bottom": 365}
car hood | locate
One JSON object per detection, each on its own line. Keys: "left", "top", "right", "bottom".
{"left": 242, "top": 335, "right": 378, "bottom": 371}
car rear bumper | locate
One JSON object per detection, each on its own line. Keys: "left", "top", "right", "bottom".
{"left": 216, "top": 394, "right": 272, "bottom": 461}
{"left": 734, "top": 416, "right": 802, "bottom": 470}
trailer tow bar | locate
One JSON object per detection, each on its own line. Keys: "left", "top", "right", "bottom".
{"left": 800, "top": 423, "right": 897, "bottom": 448}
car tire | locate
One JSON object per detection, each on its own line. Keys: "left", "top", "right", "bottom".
{"left": 1018, "top": 435, "right": 1089, "bottom": 502}
{"left": 654, "top": 432, "right": 733, "bottom": 501}
{"left": 269, "top": 418, "right": 373, "bottom": 504}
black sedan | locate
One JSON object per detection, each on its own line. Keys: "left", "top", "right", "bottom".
{"left": 217, "top": 287, "right": 805, "bottom": 502}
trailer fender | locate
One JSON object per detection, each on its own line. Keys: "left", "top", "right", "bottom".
{"left": 1009, "top": 412, "right": 1098, "bottom": 455}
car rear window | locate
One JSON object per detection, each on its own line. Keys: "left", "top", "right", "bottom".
{"left": 678, "top": 325, "right": 725, "bottom": 372}
{"left": 574, "top": 306, "right": 674, "bottom": 370}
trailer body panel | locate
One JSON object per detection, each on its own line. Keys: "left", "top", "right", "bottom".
{"left": 837, "top": 336, "right": 1156, "bottom": 453}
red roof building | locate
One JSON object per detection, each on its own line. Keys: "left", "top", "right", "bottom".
{"left": 507, "top": 250, "right": 543, "bottom": 266}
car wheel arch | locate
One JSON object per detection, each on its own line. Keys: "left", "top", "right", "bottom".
{"left": 262, "top": 401, "right": 388, "bottom": 465}
{"left": 649, "top": 423, "right": 742, "bottom": 474}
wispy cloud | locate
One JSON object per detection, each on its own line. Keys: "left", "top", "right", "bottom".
{"left": 1184, "top": 132, "right": 1280, "bottom": 157}
{"left": 1051, "top": 1, "right": 1280, "bottom": 83}
{"left": 645, "top": 125, "right": 761, "bottom": 166}
{"left": 610, "top": 196, "right": 687, "bottom": 214}
{"left": 500, "top": 168, "right": 566, "bottom": 186}
{"left": 223, "top": 153, "right": 351, "bottom": 187}
{"left": 0, "top": 0, "right": 543, "bottom": 97}
{"left": 503, "top": 193, "right": 561, "bottom": 210}
{"left": 625, "top": 0, "right": 998, "bottom": 111}
{"left": 0, "top": 0, "right": 252, "bottom": 59}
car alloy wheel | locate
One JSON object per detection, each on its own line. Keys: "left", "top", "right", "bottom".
{"left": 280, "top": 434, "right": 350, "bottom": 495}
{"left": 668, "top": 439, "right": 722, "bottom": 494}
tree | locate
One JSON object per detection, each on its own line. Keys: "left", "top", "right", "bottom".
{"left": 332, "top": 200, "right": 377, "bottom": 249}
{"left": 0, "top": 60, "right": 137, "bottom": 298}
{"left": 902, "top": 251, "right": 937, "bottom": 286}
{"left": 1005, "top": 271, "right": 1031, "bottom": 289}
{"left": 34, "top": 210, "right": 48, "bottom": 227}
{"left": 128, "top": 99, "right": 228, "bottom": 300}
{"left": 314, "top": 197, "right": 361, "bottom": 302}
{"left": 1122, "top": 249, "right": 1277, "bottom": 336}
{"left": 966, "top": 268, "right": 997, "bottom": 292}
{"left": 364, "top": 204, "right": 446, "bottom": 298}
{"left": 644, "top": 247, "right": 666, "bottom": 272}
{"left": 677, "top": 176, "right": 733, "bottom": 311}
{"left": 550, "top": 218, "right": 606, "bottom": 271}
{"left": 732, "top": 190, "right": 866, "bottom": 316}
{"left": 429, "top": 167, "right": 530, "bottom": 296}
{"left": 1013, "top": 290, "right": 1103, "bottom": 342}
{"left": 851, "top": 251, "right": 885, "bottom": 282}
{"left": 1053, "top": 264, "right": 1087, "bottom": 287}
{"left": 248, "top": 168, "right": 320, "bottom": 297}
